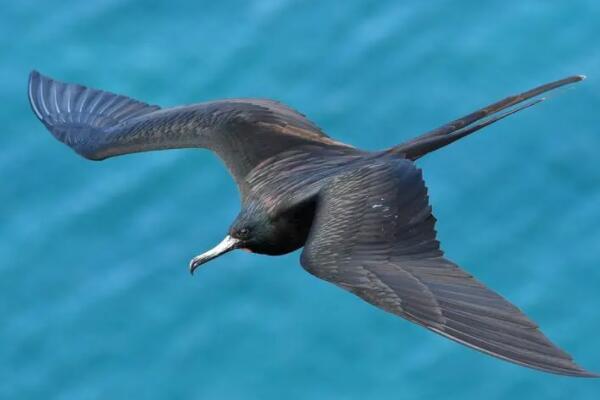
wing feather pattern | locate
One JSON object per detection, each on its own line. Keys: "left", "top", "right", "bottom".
{"left": 301, "top": 158, "right": 596, "bottom": 377}
{"left": 28, "top": 71, "right": 351, "bottom": 191}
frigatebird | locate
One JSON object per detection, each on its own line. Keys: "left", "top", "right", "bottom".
{"left": 28, "top": 70, "right": 596, "bottom": 377}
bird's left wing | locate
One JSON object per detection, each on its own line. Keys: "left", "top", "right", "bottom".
{"left": 300, "top": 158, "right": 595, "bottom": 377}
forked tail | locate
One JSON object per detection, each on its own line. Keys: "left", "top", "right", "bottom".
{"left": 390, "top": 75, "right": 585, "bottom": 160}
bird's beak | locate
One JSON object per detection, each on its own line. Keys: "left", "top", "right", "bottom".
{"left": 189, "top": 235, "right": 240, "bottom": 275}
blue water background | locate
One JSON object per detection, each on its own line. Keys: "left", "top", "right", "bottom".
{"left": 2, "top": 1, "right": 600, "bottom": 398}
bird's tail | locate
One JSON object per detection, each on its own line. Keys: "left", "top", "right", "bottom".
{"left": 389, "top": 75, "right": 585, "bottom": 161}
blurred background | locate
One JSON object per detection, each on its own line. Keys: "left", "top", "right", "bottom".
{"left": 2, "top": 0, "right": 600, "bottom": 399}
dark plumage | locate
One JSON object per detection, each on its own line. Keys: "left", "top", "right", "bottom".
{"left": 28, "top": 70, "right": 595, "bottom": 377}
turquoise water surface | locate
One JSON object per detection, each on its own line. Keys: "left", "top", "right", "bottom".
{"left": 2, "top": 1, "right": 600, "bottom": 399}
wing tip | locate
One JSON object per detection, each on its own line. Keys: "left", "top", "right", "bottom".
{"left": 563, "top": 361, "right": 599, "bottom": 378}
{"left": 27, "top": 69, "right": 45, "bottom": 121}
{"left": 553, "top": 367, "right": 599, "bottom": 378}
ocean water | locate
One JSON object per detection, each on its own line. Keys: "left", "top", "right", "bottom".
{"left": 2, "top": 0, "right": 600, "bottom": 398}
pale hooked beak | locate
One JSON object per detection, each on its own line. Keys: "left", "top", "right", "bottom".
{"left": 189, "top": 235, "right": 241, "bottom": 275}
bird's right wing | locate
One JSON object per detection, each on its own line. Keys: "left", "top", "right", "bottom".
{"left": 28, "top": 71, "right": 351, "bottom": 189}
{"left": 300, "top": 158, "right": 596, "bottom": 377}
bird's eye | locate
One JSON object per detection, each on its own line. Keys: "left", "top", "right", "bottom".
{"left": 238, "top": 228, "right": 250, "bottom": 237}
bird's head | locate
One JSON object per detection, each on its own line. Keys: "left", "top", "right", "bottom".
{"left": 188, "top": 208, "right": 274, "bottom": 274}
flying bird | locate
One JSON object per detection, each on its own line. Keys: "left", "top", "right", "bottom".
{"left": 28, "top": 70, "right": 596, "bottom": 377}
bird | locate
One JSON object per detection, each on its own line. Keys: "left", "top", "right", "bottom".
{"left": 28, "top": 70, "right": 596, "bottom": 377}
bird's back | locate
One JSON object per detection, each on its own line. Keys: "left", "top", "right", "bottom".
{"left": 243, "top": 144, "right": 370, "bottom": 212}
